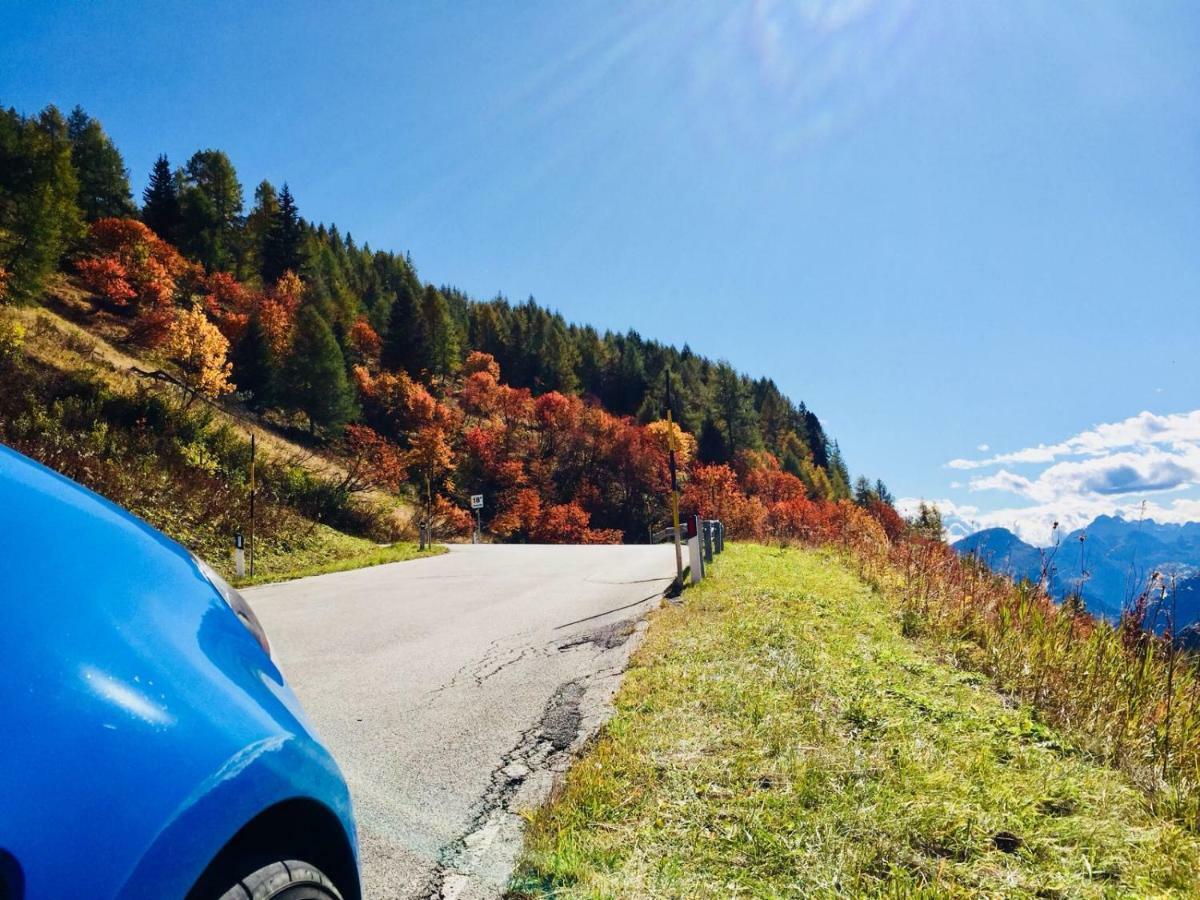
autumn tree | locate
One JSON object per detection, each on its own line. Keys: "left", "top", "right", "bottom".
{"left": 161, "top": 305, "right": 235, "bottom": 405}
{"left": 343, "top": 424, "right": 407, "bottom": 493}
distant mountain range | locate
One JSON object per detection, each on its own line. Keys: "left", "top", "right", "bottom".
{"left": 953, "top": 515, "right": 1200, "bottom": 630}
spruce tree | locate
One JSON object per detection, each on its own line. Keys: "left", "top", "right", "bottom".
{"left": 141, "top": 154, "right": 182, "bottom": 241}
{"left": 280, "top": 305, "right": 357, "bottom": 434}
{"left": 380, "top": 278, "right": 426, "bottom": 373}
{"left": 261, "top": 182, "right": 304, "bottom": 283}
{"left": 67, "top": 106, "right": 134, "bottom": 221}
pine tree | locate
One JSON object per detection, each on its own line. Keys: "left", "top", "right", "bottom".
{"left": 280, "top": 305, "right": 357, "bottom": 434}
{"left": 141, "top": 154, "right": 182, "bottom": 241}
{"left": 381, "top": 278, "right": 426, "bottom": 373}
{"left": 261, "top": 182, "right": 304, "bottom": 283}
{"left": 67, "top": 106, "right": 134, "bottom": 221}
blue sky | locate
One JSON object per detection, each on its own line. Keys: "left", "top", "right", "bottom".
{"left": 4, "top": 1, "right": 1200, "bottom": 542}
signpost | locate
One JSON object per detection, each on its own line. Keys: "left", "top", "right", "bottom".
{"left": 470, "top": 494, "right": 484, "bottom": 543}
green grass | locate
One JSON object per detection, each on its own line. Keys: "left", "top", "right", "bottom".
{"left": 226, "top": 533, "right": 445, "bottom": 586}
{"left": 512, "top": 544, "right": 1200, "bottom": 898}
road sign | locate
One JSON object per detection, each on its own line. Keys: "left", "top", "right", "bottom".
{"left": 470, "top": 494, "right": 484, "bottom": 509}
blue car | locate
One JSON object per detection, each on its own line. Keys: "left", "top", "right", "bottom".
{"left": 0, "top": 445, "right": 360, "bottom": 900}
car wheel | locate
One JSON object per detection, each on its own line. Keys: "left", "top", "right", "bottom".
{"left": 217, "top": 859, "right": 343, "bottom": 900}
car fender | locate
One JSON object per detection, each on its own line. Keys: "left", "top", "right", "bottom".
{"left": 116, "top": 732, "right": 356, "bottom": 900}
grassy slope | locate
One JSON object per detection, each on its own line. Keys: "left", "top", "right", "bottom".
{"left": 514, "top": 544, "right": 1200, "bottom": 898}
{"left": 3, "top": 291, "right": 430, "bottom": 585}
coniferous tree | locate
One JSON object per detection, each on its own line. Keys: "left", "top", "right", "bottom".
{"left": 67, "top": 106, "right": 134, "bottom": 221}
{"left": 261, "top": 182, "right": 304, "bottom": 283}
{"left": 231, "top": 314, "right": 276, "bottom": 409}
{"left": 281, "top": 305, "right": 358, "bottom": 434}
{"left": 178, "top": 149, "right": 243, "bottom": 271}
{"left": 0, "top": 105, "right": 84, "bottom": 302}
{"left": 141, "top": 154, "right": 182, "bottom": 241}
{"left": 421, "top": 285, "right": 460, "bottom": 379}
{"left": 713, "top": 363, "right": 757, "bottom": 457}
{"left": 240, "top": 180, "right": 278, "bottom": 283}
{"left": 381, "top": 278, "right": 426, "bottom": 373}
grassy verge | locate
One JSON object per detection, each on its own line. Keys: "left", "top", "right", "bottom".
{"left": 230, "top": 536, "right": 445, "bottom": 587}
{"left": 512, "top": 544, "right": 1200, "bottom": 898}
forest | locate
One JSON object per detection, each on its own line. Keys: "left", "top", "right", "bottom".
{"left": 0, "top": 101, "right": 896, "bottom": 545}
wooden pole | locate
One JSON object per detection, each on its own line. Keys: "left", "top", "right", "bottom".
{"left": 666, "top": 372, "right": 683, "bottom": 589}
{"left": 249, "top": 432, "right": 256, "bottom": 577}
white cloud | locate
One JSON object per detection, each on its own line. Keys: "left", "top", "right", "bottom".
{"left": 976, "top": 443, "right": 990, "bottom": 452}
{"left": 947, "top": 410, "right": 1200, "bottom": 471}
{"left": 966, "top": 448, "right": 1200, "bottom": 504}
{"left": 930, "top": 410, "right": 1200, "bottom": 544}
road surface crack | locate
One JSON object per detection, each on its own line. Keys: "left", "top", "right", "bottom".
{"left": 418, "top": 680, "right": 587, "bottom": 899}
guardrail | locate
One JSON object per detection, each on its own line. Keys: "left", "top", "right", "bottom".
{"left": 653, "top": 517, "right": 724, "bottom": 585}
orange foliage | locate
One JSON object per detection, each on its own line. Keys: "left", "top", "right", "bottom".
{"left": 344, "top": 424, "right": 407, "bottom": 492}
{"left": 75, "top": 218, "right": 198, "bottom": 346}
{"left": 202, "top": 271, "right": 253, "bottom": 342}
{"left": 349, "top": 317, "right": 382, "bottom": 361}
{"left": 462, "top": 350, "right": 501, "bottom": 380}
{"left": 257, "top": 272, "right": 303, "bottom": 356}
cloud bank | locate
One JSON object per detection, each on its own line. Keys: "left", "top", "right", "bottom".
{"left": 902, "top": 410, "right": 1200, "bottom": 545}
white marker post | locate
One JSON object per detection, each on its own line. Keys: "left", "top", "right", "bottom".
{"left": 233, "top": 532, "right": 246, "bottom": 579}
{"left": 686, "top": 514, "right": 704, "bottom": 584}
{"left": 470, "top": 494, "right": 484, "bottom": 544}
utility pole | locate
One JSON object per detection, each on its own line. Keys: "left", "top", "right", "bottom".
{"left": 665, "top": 371, "right": 683, "bottom": 589}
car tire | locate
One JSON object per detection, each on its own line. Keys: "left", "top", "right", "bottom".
{"left": 217, "top": 859, "right": 343, "bottom": 900}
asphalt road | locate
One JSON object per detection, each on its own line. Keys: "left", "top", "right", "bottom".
{"left": 247, "top": 544, "right": 677, "bottom": 899}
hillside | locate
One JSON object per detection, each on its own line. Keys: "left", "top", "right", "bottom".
{"left": 0, "top": 100, "right": 892, "bottom": 563}
{"left": 0, "top": 286, "right": 436, "bottom": 583}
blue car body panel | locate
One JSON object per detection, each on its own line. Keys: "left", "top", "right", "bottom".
{"left": 0, "top": 445, "right": 358, "bottom": 898}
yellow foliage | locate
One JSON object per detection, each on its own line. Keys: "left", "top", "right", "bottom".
{"left": 163, "top": 305, "right": 234, "bottom": 399}
{"left": 645, "top": 419, "right": 696, "bottom": 466}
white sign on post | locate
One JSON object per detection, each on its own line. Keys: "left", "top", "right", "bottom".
{"left": 470, "top": 494, "right": 484, "bottom": 509}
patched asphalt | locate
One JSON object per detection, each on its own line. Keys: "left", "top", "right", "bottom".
{"left": 247, "top": 544, "right": 676, "bottom": 899}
